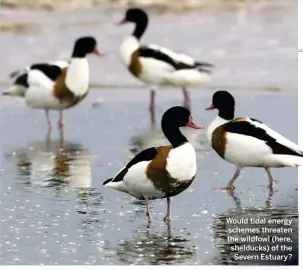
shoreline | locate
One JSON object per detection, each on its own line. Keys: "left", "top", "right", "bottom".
{"left": 1, "top": 0, "right": 294, "bottom": 12}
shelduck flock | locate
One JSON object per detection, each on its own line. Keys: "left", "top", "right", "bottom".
{"left": 3, "top": 8, "right": 302, "bottom": 223}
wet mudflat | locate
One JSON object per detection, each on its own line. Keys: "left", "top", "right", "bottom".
{"left": 0, "top": 89, "right": 298, "bottom": 265}
{"left": 0, "top": 1, "right": 298, "bottom": 265}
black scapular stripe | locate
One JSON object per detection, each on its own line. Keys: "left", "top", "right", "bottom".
{"left": 103, "top": 147, "right": 158, "bottom": 185}
{"left": 31, "top": 63, "right": 62, "bottom": 81}
{"left": 249, "top": 118, "right": 263, "bottom": 124}
{"left": 139, "top": 47, "right": 200, "bottom": 70}
{"left": 224, "top": 120, "right": 303, "bottom": 157}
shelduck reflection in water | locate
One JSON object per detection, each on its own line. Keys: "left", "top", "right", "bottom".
{"left": 6, "top": 134, "right": 92, "bottom": 189}
{"left": 212, "top": 189, "right": 298, "bottom": 265}
{"left": 116, "top": 222, "right": 197, "bottom": 265}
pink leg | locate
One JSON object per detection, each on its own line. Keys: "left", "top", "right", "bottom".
{"left": 149, "top": 90, "right": 156, "bottom": 123}
{"left": 182, "top": 87, "right": 190, "bottom": 109}
{"left": 59, "top": 127, "right": 64, "bottom": 148}
{"left": 58, "top": 110, "right": 64, "bottom": 130}
{"left": 163, "top": 197, "right": 172, "bottom": 223}
{"left": 45, "top": 109, "right": 52, "bottom": 132}
{"left": 266, "top": 187, "right": 274, "bottom": 207}
{"left": 145, "top": 197, "right": 152, "bottom": 223}
{"left": 220, "top": 169, "right": 241, "bottom": 190}
{"left": 265, "top": 168, "right": 278, "bottom": 188}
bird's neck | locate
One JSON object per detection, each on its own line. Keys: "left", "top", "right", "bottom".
{"left": 71, "top": 47, "right": 87, "bottom": 58}
{"left": 162, "top": 125, "right": 188, "bottom": 148}
{"left": 132, "top": 19, "right": 148, "bottom": 40}
{"left": 218, "top": 107, "right": 235, "bottom": 121}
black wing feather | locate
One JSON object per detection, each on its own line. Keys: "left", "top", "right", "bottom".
{"left": 139, "top": 47, "right": 179, "bottom": 69}
{"left": 139, "top": 47, "right": 212, "bottom": 71}
{"left": 195, "top": 62, "right": 214, "bottom": 68}
{"left": 224, "top": 120, "right": 303, "bottom": 157}
{"left": 30, "top": 63, "right": 62, "bottom": 81}
{"left": 14, "top": 73, "right": 29, "bottom": 87}
{"left": 125, "top": 147, "right": 158, "bottom": 169}
{"left": 103, "top": 178, "right": 113, "bottom": 186}
{"left": 103, "top": 147, "right": 158, "bottom": 185}
{"left": 10, "top": 63, "right": 63, "bottom": 82}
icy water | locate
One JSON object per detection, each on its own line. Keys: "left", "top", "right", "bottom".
{"left": 0, "top": 2, "right": 298, "bottom": 265}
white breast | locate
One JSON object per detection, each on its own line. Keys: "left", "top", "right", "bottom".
{"left": 207, "top": 116, "right": 229, "bottom": 143}
{"left": 166, "top": 143, "right": 197, "bottom": 181}
{"left": 65, "top": 58, "right": 89, "bottom": 96}
{"left": 119, "top": 36, "right": 140, "bottom": 67}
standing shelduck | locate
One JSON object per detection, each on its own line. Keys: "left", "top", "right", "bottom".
{"left": 206, "top": 90, "right": 303, "bottom": 190}
{"left": 103, "top": 106, "right": 202, "bottom": 223}
{"left": 3, "top": 36, "right": 102, "bottom": 131}
{"left": 117, "top": 8, "right": 213, "bottom": 120}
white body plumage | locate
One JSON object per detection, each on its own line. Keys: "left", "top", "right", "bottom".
{"left": 208, "top": 116, "right": 303, "bottom": 168}
{"left": 105, "top": 142, "right": 197, "bottom": 199}
{"left": 6, "top": 59, "right": 89, "bottom": 111}
{"left": 120, "top": 36, "right": 210, "bottom": 87}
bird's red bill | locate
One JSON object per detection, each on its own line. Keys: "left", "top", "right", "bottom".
{"left": 206, "top": 104, "right": 215, "bottom": 110}
{"left": 93, "top": 46, "right": 103, "bottom": 56}
{"left": 186, "top": 116, "right": 203, "bottom": 129}
{"left": 116, "top": 19, "right": 127, "bottom": 26}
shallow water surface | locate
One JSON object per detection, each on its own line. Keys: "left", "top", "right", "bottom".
{"left": 0, "top": 90, "right": 298, "bottom": 265}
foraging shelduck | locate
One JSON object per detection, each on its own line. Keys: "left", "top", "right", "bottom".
{"left": 117, "top": 8, "right": 213, "bottom": 119}
{"left": 206, "top": 90, "right": 303, "bottom": 190}
{"left": 103, "top": 106, "right": 203, "bottom": 223}
{"left": 3, "top": 36, "right": 102, "bottom": 131}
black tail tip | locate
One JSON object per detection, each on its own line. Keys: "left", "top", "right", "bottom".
{"left": 9, "top": 70, "right": 20, "bottom": 78}
{"left": 2, "top": 92, "right": 10, "bottom": 96}
{"left": 195, "top": 62, "right": 214, "bottom": 68}
{"left": 103, "top": 178, "right": 113, "bottom": 186}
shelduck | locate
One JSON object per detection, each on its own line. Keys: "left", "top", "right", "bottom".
{"left": 206, "top": 90, "right": 303, "bottom": 190}
{"left": 103, "top": 106, "right": 203, "bottom": 223}
{"left": 8, "top": 139, "right": 91, "bottom": 188}
{"left": 9, "top": 60, "right": 69, "bottom": 81}
{"left": 3, "top": 36, "right": 102, "bottom": 131}
{"left": 118, "top": 8, "right": 213, "bottom": 119}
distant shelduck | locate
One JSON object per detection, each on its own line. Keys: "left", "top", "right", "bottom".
{"left": 104, "top": 106, "right": 202, "bottom": 223}
{"left": 206, "top": 90, "right": 303, "bottom": 190}
{"left": 3, "top": 36, "right": 102, "bottom": 131}
{"left": 118, "top": 8, "right": 213, "bottom": 120}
